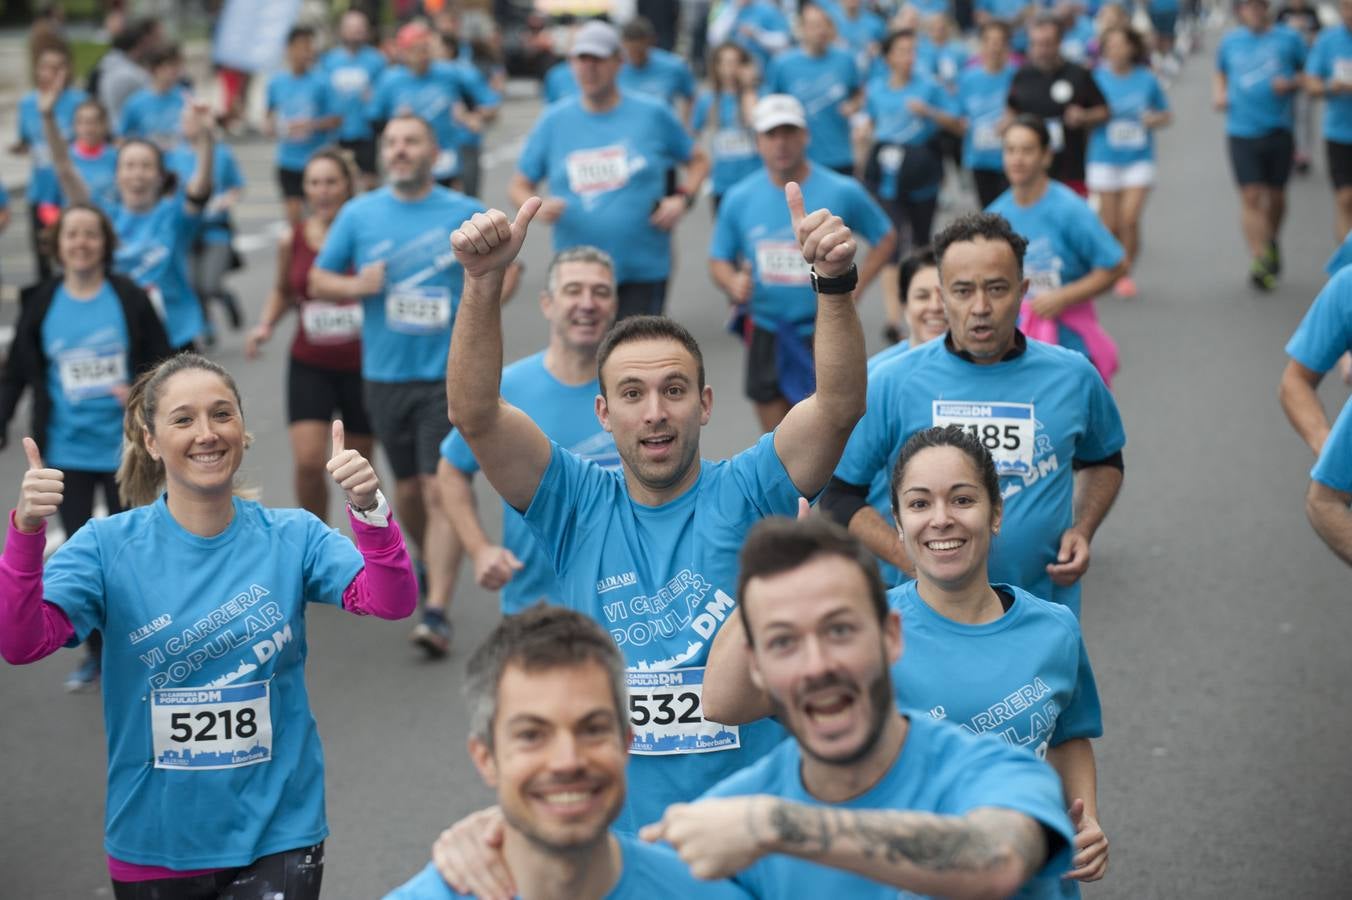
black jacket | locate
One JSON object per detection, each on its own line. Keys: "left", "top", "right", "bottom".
{"left": 0, "top": 273, "right": 171, "bottom": 455}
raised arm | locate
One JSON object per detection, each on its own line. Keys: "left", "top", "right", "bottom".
{"left": 38, "top": 72, "right": 89, "bottom": 206}
{"left": 644, "top": 796, "right": 1048, "bottom": 899}
{"left": 183, "top": 101, "right": 217, "bottom": 214}
{"left": 446, "top": 199, "right": 554, "bottom": 512}
{"left": 773, "top": 182, "right": 868, "bottom": 497}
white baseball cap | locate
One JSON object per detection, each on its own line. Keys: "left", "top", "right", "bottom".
{"left": 570, "top": 20, "right": 621, "bottom": 58}
{"left": 753, "top": 94, "right": 808, "bottom": 133}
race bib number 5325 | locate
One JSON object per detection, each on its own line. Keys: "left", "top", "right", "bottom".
{"left": 626, "top": 667, "right": 740, "bottom": 756}
{"left": 151, "top": 681, "right": 273, "bottom": 770}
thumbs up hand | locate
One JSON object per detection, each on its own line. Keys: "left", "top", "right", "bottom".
{"left": 325, "top": 420, "right": 379, "bottom": 511}
{"left": 786, "top": 181, "right": 855, "bottom": 278}
{"left": 17, "top": 438, "right": 64, "bottom": 533}
{"left": 450, "top": 197, "right": 542, "bottom": 278}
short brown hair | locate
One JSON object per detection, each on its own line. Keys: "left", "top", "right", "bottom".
{"left": 736, "top": 516, "right": 886, "bottom": 644}
{"left": 595, "top": 315, "right": 705, "bottom": 395}
{"left": 464, "top": 604, "right": 627, "bottom": 748}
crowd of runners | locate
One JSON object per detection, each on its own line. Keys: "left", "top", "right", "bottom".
{"left": 0, "top": 0, "right": 1349, "bottom": 897}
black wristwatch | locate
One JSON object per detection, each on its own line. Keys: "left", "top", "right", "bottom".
{"left": 810, "top": 264, "right": 858, "bottom": 295}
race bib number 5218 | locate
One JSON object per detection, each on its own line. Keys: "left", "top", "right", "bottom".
{"left": 151, "top": 681, "right": 273, "bottom": 770}
{"left": 932, "top": 401, "right": 1036, "bottom": 477}
{"left": 626, "top": 667, "right": 739, "bottom": 756}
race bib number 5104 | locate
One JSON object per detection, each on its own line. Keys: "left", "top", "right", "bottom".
{"left": 151, "top": 681, "right": 273, "bottom": 770}
{"left": 627, "top": 667, "right": 740, "bottom": 755}
{"left": 932, "top": 400, "right": 1036, "bottom": 477}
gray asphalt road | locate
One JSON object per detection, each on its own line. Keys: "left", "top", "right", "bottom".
{"left": 1, "top": 39, "right": 1351, "bottom": 900}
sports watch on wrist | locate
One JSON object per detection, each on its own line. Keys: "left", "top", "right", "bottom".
{"left": 810, "top": 264, "right": 859, "bottom": 295}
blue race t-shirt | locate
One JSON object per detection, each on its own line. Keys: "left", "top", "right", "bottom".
{"left": 890, "top": 582, "right": 1103, "bottom": 759}
{"left": 977, "top": 0, "right": 1035, "bottom": 51}
{"left": 369, "top": 65, "right": 469, "bottom": 179}
{"left": 266, "top": 68, "right": 336, "bottom": 171}
{"left": 118, "top": 85, "right": 188, "bottom": 149}
{"left": 919, "top": 38, "right": 971, "bottom": 88}
{"left": 18, "top": 86, "right": 86, "bottom": 205}
{"left": 442, "top": 60, "right": 501, "bottom": 150}
{"left": 1285, "top": 265, "right": 1352, "bottom": 373}
{"left": 701, "top": 714, "right": 1074, "bottom": 899}
{"left": 43, "top": 496, "right": 364, "bottom": 869}
{"left": 109, "top": 193, "right": 204, "bottom": 347}
{"left": 384, "top": 832, "right": 751, "bottom": 899}
{"left": 518, "top": 93, "right": 694, "bottom": 284}
{"left": 988, "top": 181, "right": 1124, "bottom": 302}
{"left": 1313, "top": 394, "right": 1352, "bottom": 492}
{"left": 41, "top": 282, "right": 129, "bottom": 472}
{"left": 958, "top": 63, "right": 1016, "bottom": 172}
{"left": 72, "top": 142, "right": 119, "bottom": 212}
{"left": 824, "top": 3, "right": 886, "bottom": 71}
{"left": 763, "top": 47, "right": 860, "bottom": 169}
{"left": 692, "top": 90, "right": 763, "bottom": 197}
{"left": 321, "top": 44, "right": 387, "bottom": 141}
{"left": 863, "top": 338, "right": 913, "bottom": 587}
{"left": 1087, "top": 65, "right": 1169, "bottom": 166}
{"left": 543, "top": 60, "right": 578, "bottom": 103}
{"left": 165, "top": 141, "right": 245, "bottom": 244}
{"left": 864, "top": 73, "right": 955, "bottom": 148}
{"left": 620, "top": 48, "right": 697, "bottom": 105}
{"left": 711, "top": 165, "right": 891, "bottom": 334}
{"left": 315, "top": 185, "right": 485, "bottom": 383}
{"left": 835, "top": 336, "right": 1127, "bottom": 616}
{"left": 440, "top": 351, "right": 619, "bottom": 614}
{"left": 1308, "top": 25, "right": 1352, "bottom": 143}
{"left": 722, "top": 1, "right": 791, "bottom": 72}
{"left": 522, "top": 433, "right": 799, "bottom": 833}
{"left": 1215, "top": 25, "right": 1307, "bottom": 137}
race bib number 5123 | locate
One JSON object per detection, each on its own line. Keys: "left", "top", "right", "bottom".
{"left": 626, "top": 667, "right": 740, "bottom": 756}
{"left": 932, "top": 401, "right": 1036, "bottom": 477}
{"left": 151, "top": 681, "right": 273, "bottom": 770}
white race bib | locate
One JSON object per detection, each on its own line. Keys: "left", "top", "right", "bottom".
{"left": 565, "top": 145, "right": 629, "bottom": 195}
{"left": 57, "top": 346, "right": 126, "bottom": 401}
{"left": 1026, "top": 268, "right": 1062, "bottom": 296}
{"left": 1046, "top": 118, "right": 1065, "bottom": 153}
{"left": 433, "top": 148, "right": 460, "bottom": 179}
{"left": 712, "top": 127, "right": 757, "bottom": 159}
{"left": 301, "top": 301, "right": 363, "bottom": 343}
{"left": 755, "top": 240, "right": 812, "bottom": 285}
{"left": 877, "top": 144, "right": 906, "bottom": 173}
{"left": 1335, "top": 59, "right": 1352, "bottom": 84}
{"left": 151, "top": 681, "right": 273, "bottom": 770}
{"left": 386, "top": 285, "right": 451, "bottom": 334}
{"left": 626, "top": 667, "right": 740, "bottom": 756}
{"left": 1106, "top": 119, "right": 1147, "bottom": 151}
{"left": 932, "top": 400, "right": 1037, "bottom": 477}
{"left": 330, "top": 66, "right": 370, "bottom": 95}
{"left": 973, "top": 120, "right": 1003, "bottom": 151}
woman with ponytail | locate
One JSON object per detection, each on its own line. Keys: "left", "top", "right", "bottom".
{"left": 0, "top": 353, "right": 417, "bottom": 899}
{"left": 0, "top": 201, "right": 170, "bottom": 692}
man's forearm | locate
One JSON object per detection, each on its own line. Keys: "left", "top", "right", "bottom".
{"left": 849, "top": 506, "right": 914, "bottom": 575}
{"left": 447, "top": 271, "right": 508, "bottom": 435}
{"left": 1307, "top": 483, "right": 1352, "bottom": 565}
{"left": 680, "top": 148, "right": 711, "bottom": 197}
{"left": 754, "top": 800, "right": 1044, "bottom": 899}
{"left": 857, "top": 232, "right": 897, "bottom": 299}
{"left": 309, "top": 268, "right": 369, "bottom": 301}
{"left": 1047, "top": 738, "right": 1098, "bottom": 819}
{"left": 439, "top": 465, "right": 491, "bottom": 556}
{"left": 1279, "top": 361, "right": 1330, "bottom": 455}
{"left": 1070, "top": 464, "right": 1122, "bottom": 542}
{"left": 811, "top": 293, "right": 868, "bottom": 432}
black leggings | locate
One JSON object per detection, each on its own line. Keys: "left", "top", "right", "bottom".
{"left": 63, "top": 470, "right": 124, "bottom": 662}
{"left": 111, "top": 842, "right": 324, "bottom": 900}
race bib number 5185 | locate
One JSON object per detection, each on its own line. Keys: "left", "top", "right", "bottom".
{"left": 626, "top": 667, "right": 740, "bottom": 756}
{"left": 932, "top": 401, "right": 1036, "bottom": 477}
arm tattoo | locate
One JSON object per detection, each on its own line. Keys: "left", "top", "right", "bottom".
{"left": 767, "top": 803, "right": 1047, "bottom": 878}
